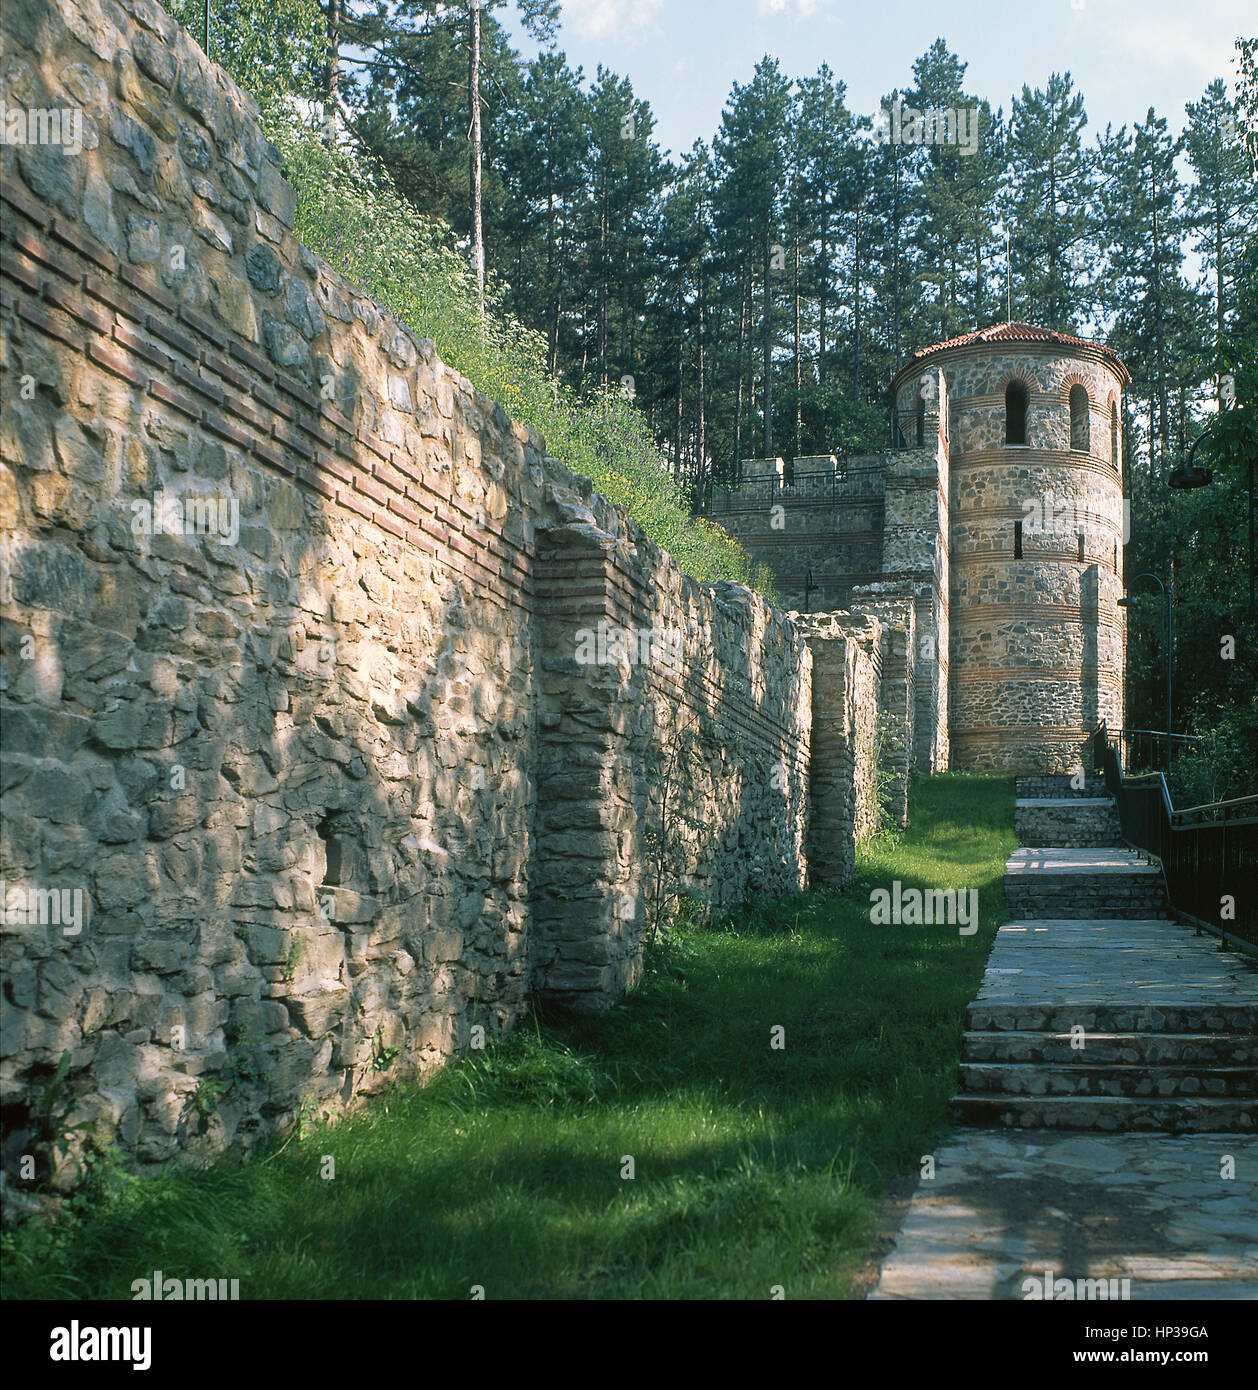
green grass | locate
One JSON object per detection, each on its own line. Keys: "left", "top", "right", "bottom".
{"left": 2, "top": 775, "right": 1015, "bottom": 1300}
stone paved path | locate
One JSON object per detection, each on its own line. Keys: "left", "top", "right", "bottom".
{"left": 970, "top": 917, "right": 1258, "bottom": 1018}
{"left": 872, "top": 783, "right": 1258, "bottom": 1299}
{"left": 870, "top": 1130, "right": 1258, "bottom": 1299}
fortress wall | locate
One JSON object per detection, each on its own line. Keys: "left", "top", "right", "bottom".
{"left": 709, "top": 455, "right": 887, "bottom": 613}
{"left": 532, "top": 520, "right": 811, "bottom": 1012}
{"left": 793, "top": 612, "right": 883, "bottom": 889}
{"left": 0, "top": 0, "right": 813, "bottom": 1174}
{"left": 848, "top": 586, "right": 916, "bottom": 828}
{"left": 880, "top": 404, "right": 950, "bottom": 773}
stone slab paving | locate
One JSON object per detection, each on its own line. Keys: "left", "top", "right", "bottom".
{"left": 974, "top": 918, "right": 1258, "bottom": 1009}
{"left": 875, "top": 832, "right": 1258, "bottom": 1296}
{"left": 1005, "top": 848, "right": 1161, "bottom": 877}
{"left": 870, "top": 1131, "right": 1258, "bottom": 1299}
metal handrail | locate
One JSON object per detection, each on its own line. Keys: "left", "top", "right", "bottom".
{"left": 1117, "top": 727, "right": 1204, "bottom": 781}
{"left": 1173, "top": 794, "right": 1258, "bottom": 825}
{"left": 702, "top": 466, "right": 886, "bottom": 513}
{"left": 1092, "top": 724, "right": 1258, "bottom": 953}
{"left": 1121, "top": 728, "right": 1204, "bottom": 743}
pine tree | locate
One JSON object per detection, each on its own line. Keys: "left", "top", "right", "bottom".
{"left": 498, "top": 51, "right": 590, "bottom": 374}
{"left": 1097, "top": 111, "right": 1204, "bottom": 471}
{"left": 1005, "top": 72, "right": 1093, "bottom": 331}
{"left": 715, "top": 58, "right": 793, "bottom": 460}
{"left": 1185, "top": 80, "right": 1257, "bottom": 355}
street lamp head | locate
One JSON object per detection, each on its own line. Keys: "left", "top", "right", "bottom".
{"left": 1167, "top": 463, "right": 1213, "bottom": 489}
{"left": 1168, "top": 429, "right": 1217, "bottom": 489}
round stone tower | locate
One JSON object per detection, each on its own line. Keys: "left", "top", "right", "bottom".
{"left": 891, "top": 322, "right": 1130, "bottom": 773}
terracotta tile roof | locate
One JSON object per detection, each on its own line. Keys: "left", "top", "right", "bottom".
{"left": 894, "top": 321, "right": 1129, "bottom": 384}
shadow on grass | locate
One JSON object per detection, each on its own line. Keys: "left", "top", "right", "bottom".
{"left": 2, "top": 776, "right": 1018, "bottom": 1300}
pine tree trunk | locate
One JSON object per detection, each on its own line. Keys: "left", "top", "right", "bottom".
{"left": 763, "top": 235, "right": 773, "bottom": 457}
{"left": 674, "top": 307, "right": 684, "bottom": 481}
{"left": 853, "top": 207, "right": 862, "bottom": 396}
{"left": 733, "top": 266, "right": 748, "bottom": 476}
{"left": 597, "top": 184, "right": 608, "bottom": 387}
{"left": 1215, "top": 200, "right": 1225, "bottom": 349}
{"left": 468, "top": 0, "right": 485, "bottom": 314}
{"left": 793, "top": 234, "right": 802, "bottom": 458}
{"left": 323, "top": 0, "right": 340, "bottom": 147}
{"left": 698, "top": 272, "right": 708, "bottom": 495}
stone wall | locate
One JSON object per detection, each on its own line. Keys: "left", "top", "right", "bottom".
{"left": 706, "top": 453, "right": 886, "bottom": 614}
{"left": 792, "top": 612, "right": 882, "bottom": 890}
{"left": 878, "top": 396, "right": 949, "bottom": 775}
{"left": 847, "top": 585, "right": 915, "bottom": 829}
{"left": 717, "top": 371, "right": 952, "bottom": 779}
{"left": 0, "top": 0, "right": 817, "bottom": 1175}
{"left": 531, "top": 513, "right": 810, "bottom": 1011}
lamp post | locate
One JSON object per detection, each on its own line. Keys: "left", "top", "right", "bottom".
{"left": 1117, "top": 571, "right": 1173, "bottom": 773}
{"left": 803, "top": 565, "right": 816, "bottom": 614}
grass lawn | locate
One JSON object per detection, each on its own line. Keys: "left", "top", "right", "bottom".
{"left": 2, "top": 774, "right": 1015, "bottom": 1300}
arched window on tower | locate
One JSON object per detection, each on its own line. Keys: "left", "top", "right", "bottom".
{"left": 1005, "top": 380, "right": 1028, "bottom": 446}
{"left": 1070, "top": 385, "right": 1090, "bottom": 451}
{"left": 1110, "top": 399, "right": 1119, "bottom": 468}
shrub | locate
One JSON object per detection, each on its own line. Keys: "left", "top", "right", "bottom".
{"left": 263, "top": 113, "right": 776, "bottom": 596}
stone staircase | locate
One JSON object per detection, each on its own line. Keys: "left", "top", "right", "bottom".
{"left": 1013, "top": 796, "right": 1120, "bottom": 848}
{"left": 1004, "top": 847, "right": 1168, "bottom": 918}
{"left": 950, "top": 776, "right": 1258, "bottom": 1132}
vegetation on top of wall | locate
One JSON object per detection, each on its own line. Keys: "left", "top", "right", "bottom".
{"left": 265, "top": 121, "right": 776, "bottom": 596}
{"left": 159, "top": 2, "right": 774, "bottom": 595}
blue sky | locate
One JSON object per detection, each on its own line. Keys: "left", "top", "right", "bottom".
{"left": 501, "top": 0, "right": 1251, "bottom": 159}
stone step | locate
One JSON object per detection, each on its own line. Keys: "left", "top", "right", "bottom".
{"left": 1004, "top": 847, "right": 1166, "bottom": 918}
{"left": 958, "top": 1061, "right": 1258, "bottom": 1098}
{"left": 1015, "top": 796, "right": 1122, "bottom": 848}
{"left": 1004, "top": 847, "right": 1159, "bottom": 874}
{"left": 994, "top": 919, "right": 1197, "bottom": 946}
{"left": 961, "top": 1029, "right": 1258, "bottom": 1066}
{"left": 1005, "top": 884, "right": 1168, "bottom": 918}
{"left": 1015, "top": 774, "right": 1111, "bottom": 799}
{"left": 949, "top": 1094, "right": 1256, "bottom": 1132}
{"left": 966, "top": 1002, "right": 1258, "bottom": 1034}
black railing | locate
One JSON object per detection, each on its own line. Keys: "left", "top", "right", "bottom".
{"left": 1117, "top": 728, "right": 1204, "bottom": 776}
{"left": 1092, "top": 725, "right": 1258, "bottom": 951}
{"left": 890, "top": 407, "right": 947, "bottom": 450}
{"left": 702, "top": 466, "right": 885, "bottom": 514}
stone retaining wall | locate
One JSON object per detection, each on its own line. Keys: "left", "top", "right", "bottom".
{"left": 0, "top": 0, "right": 824, "bottom": 1177}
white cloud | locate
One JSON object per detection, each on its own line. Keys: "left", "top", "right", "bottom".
{"left": 1089, "top": 1, "right": 1240, "bottom": 87}
{"left": 756, "top": 0, "right": 823, "bottom": 16}
{"left": 560, "top": 0, "right": 664, "bottom": 43}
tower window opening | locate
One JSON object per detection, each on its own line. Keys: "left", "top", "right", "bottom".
{"left": 1110, "top": 399, "right": 1119, "bottom": 468}
{"left": 1005, "top": 381, "right": 1028, "bottom": 446}
{"left": 1078, "top": 530, "right": 1085, "bottom": 561}
{"left": 1070, "top": 385, "right": 1090, "bottom": 452}
{"left": 1014, "top": 519, "right": 1023, "bottom": 559}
